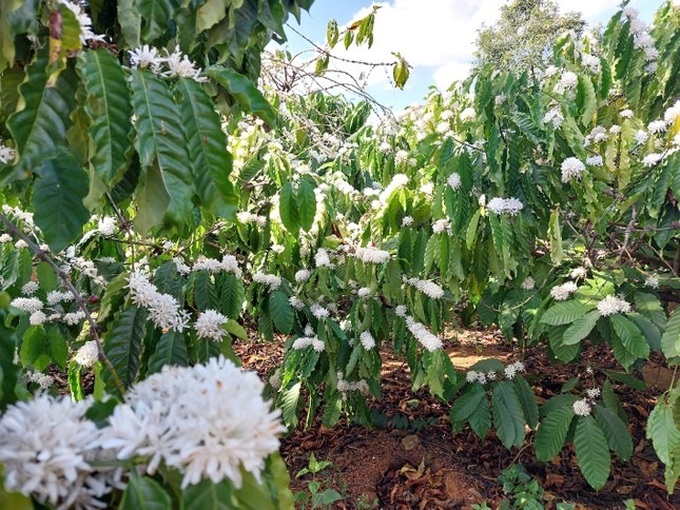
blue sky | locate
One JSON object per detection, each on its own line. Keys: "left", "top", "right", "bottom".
{"left": 274, "top": 0, "right": 666, "bottom": 111}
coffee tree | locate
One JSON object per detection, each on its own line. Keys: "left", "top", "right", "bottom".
{"left": 0, "top": 0, "right": 679, "bottom": 508}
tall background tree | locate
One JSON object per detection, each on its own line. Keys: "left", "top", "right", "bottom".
{"left": 475, "top": 0, "right": 585, "bottom": 72}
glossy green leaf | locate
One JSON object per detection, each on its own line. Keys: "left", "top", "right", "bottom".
{"left": 121, "top": 474, "right": 172, "bottom": 510}
{"left": 563, "top": 310, "right": 600, "bottom": 346}
{"left": 32, "top": 153, "right": 89, "bottom": 253}
{"left": 181, "top": 479, "right": 233, "bottom": 510}
{"left": 205, "top": 67, "right": 276, "bottom": 127}
{"left": 647, "top": 400, "right": 680, "bottom": 466}
{"left": 513, "top": 376, "right": 539, "bottom": 429}
{"left": 136, "top": 0, "right": 181, "bottom": 40}
{"left": 450, "top": 383, "right": 486, "bottom": 423}
{"left": 297, "top": 179, "right": 316, "bottom": 232}
{"left": 492, "top": 380, "right": 526, "bottom": 449}
{"left": 4, "top": 53, "right": 78, "bottom": 184}
{"left": 535, "top": 404, "right": 575, "bottom": 461}
{"left": 130, "top": 69, "right": 194, "bottom": 231}
{"left": 77, "top": 50, "right": 133, "bottom": 189}
{"left": 147, "top": 331, "right": 189, "bottom": 374}
{"left": 662, "top": 309, "right": 680, "bottom": 361}
{"left": 594, "top": 405, "right": 633, "bottom": 461}
{"left": 279, "top": 181, "right": 298, "bottom": 232}
{"left": 610, "top": 314, "right": 649, "bottom": 359}
{"left": 175, "top": 77, "right": 236, "bottom": 217}
{"left": 103, "top": 306, "right": 148, "bottom": 391}
{"left": 270, "top": 290, "right": 294, "bottom": 334}
{"left": 574, "top": 415, "right": 611, "bottom": 490}
{"left": 541, "top": 300, "right": 594, "bottom": 326}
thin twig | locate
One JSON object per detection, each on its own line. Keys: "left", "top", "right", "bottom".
{"left": 0, "top": 213, "right": 126, "bottom": 395}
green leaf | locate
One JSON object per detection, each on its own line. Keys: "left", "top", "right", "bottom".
{"left": 120, "top": 474, "right": 172, "bottom": 510}
{"left": 103, "top": 306, "right": 148, "bottom": 391}
{"left": 393, "top": 55, "right": 410, "bottom": 90}
{"left": 136, "top": 0, "right": 181, "bottom": 40}
{"left": 563, "top": 310, "right": 600, "bottom": 346}
{"left": 541, "top": 301, "right": 594, "bottom": 326}
{"left": 279, "top": 182, "right": 299, "bottom": 232}
{"left": 297, "top": 179, "right": 316, "bottom": 232}
{"left": 196, "top": 0, "right": 231, "bottom": 33}
{"left": 610, "top": 314, "right": 649, "bottom": 359}
{"left": 147, "top": 331, "right": 189, "bottom": 374}
{"left": 513, "top": 376, "right": 539, "bottom": 429}
{"left": 175, "top": 78, "right": 236, "bottom": 217}
{"left": 647, "top": 400, "right": 680, "bottom": 466}
{"left": 662, "top": 309, "right": 680, "bottom": 361}
{"left": 577, "top": 74, "right": 598, "bottom": 125}
{"left": 20, "top": 325, "right": 50, "bottom": 371}
{"left": 492, "top": 381, "right": 526, "bottom": 449}
{"left": 574, "top": 415, "right": 611, "bottom": 491}
{"left": 281, "top": 381, "right": 301, "bottom": 428}
{"left": 32, "top": 153, "right": 89, "bottom": 253}
{"left": 181, "top": 479, "right": 233, "bottom": 510}
{"left": 224, "top": 319, "right": 247, "bottom": 340}
{"left": 205, "top": 67, "right": 276, "bottom": 127}
{"left": 117, "top": 0, "right": 141, "bottom": 46}
{"left": 269, "top": 290, "right": 294, "bottom": 334}
{"left": 326, "top": 19, "right": 339, "bottom": 48}
{"left": 77, "top": 50, "right": 133, "bottom": 189}
{"left": 548, "top": 209, "right": 563, "bottom": 265}
{"left": 46, "top": 326, "right": 68, "bottom": 369}
{"left": 217, "top": 273, "right": 244, "bottom": 320}
{"left": 322, "top": 392, "right": 342, "bottom": 427}
{"left": 68, "top": 361, "right": 84, "bottom": 401}
{"left": 594, "top": 405, "right": 633, "bottom": 461}
{"left": 535, "top": 404, "right": 575, "bottom": 461}
{"left": 4, "top": 53, "right": 78, "bottom": 184}
{"left": 129, "top": 69, "right": 194, "bottom": 231}
{"left": 450, "top": 383, "right": 486, "bottom": 423}
{"left": 468, "top": 395, "right": 492, "bottom": 439}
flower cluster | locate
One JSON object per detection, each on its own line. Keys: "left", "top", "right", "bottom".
{"left": 353, "top": 246, "right": 391, "bottom": 264}
{"left": 336, "top": 372, "right": 370, "bottom": 394}
{"left": 359, "top": 330, "right": 376, "bottom": 350}
{"left": 195, "top": 309, "right": 228, "bottom": 341}
{"left": 0, "top": 142, "right": 16, "bottom": 164}
{"left": 402, "top": 313, "right": 443, "bottom": 352}
{"left": 292, "top": 326, "right": 325, "bottom": 352}
{"left": 447, "top": 172, "right": 462, "bottom": 190}
{"left": 486, "top": 197, "right": 524, "bottom": 216}
{"left": 74, "top": 341, "right": 99, "bottom": 368}
{"left": 405, "top": 277, "right": 445, "bottom": 300}
{"left": 572, "top": 398, "right": 592, "bottom": 416}
{"left": 101, "top": 356, "right": 284, "bottom": 489}
{"left": 550, "top": 281, "right": 578, "bottom": 301}
{"left": 596, "top": 295, "right": 632, "bottom": 317}
{"left": 192, "top": 255, "right": 242, "bottom": 277}
{"left": 127, "top": 270, "right": 188, "bottom": 331}
{"left": 252, "top": 271, "right": 282, "bottom": 290}
{"left": 561, "top": 157, "right": 586, "bottom": 183}
{"left": 128, "top": 45, "right": 206, "bottom": 82}
{"left": 0, "top": 395, "right": 122, "bottom": 509}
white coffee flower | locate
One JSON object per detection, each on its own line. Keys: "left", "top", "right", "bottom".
{"left": 406, "top": 277, "right": 444, "bottom": 300}
{"left": 295, "top": 269, "right": 311, "bottom": 283}
{"left": 401, "top": 216, "right": 414, "bottom": 227}
{"left": 586, "top": 155, "right": 603, "bottom": 167}
{"left": 11, "top": 297, "right": 43, "bottom": 313}
{"left": 561, "top": 157, "right": 586, "bottom": 183}
{"left": 596, "top": 295, "right": 631, "bottom": 316}
{"left": 521, "top": 277, "right": 535, "bottom": 291}
{"left": 648, "top": 120, "right": 667, "bottom": 134}
{"left": 101, "top": 356, "right": 285, "bottom": 489}
{"left": 642, "top": 153, "right": 664, "bottom": 167}
{"left": 447, "top": 172, "right": 462, "bottom": 190}
{"left": 586, "top": 388, "right": 601, "bottom": 399}
{"left": 354, "top": 246, "right": 390, "bottom": 264}
{"left": 21, "top": 281, "right": 39, "bottom": 295}
{"left": 573, "top": 398, "right": 592, "bottom": 416}
{"left": 645, "top": 276, "right": 659, "bottom": 289}
{"left": 0, "top": 395, "right": 115, "bottom": 508}
{"left": 550, "top": 282, "right": 578, "bottom": 301}
{"left": 359, "top": 331, "right": 376, "bottom": 350}
{"left": 74, "top": 341, "right": 100, "bottom": 368}
{"left": 252, "top": 271, "right": 282, "bottom": 290}
{"left": 194, "top": 309, "right": 228, "bottom": 341}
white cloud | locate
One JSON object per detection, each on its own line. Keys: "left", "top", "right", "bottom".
{"left": 290, "top": 0, "right": 663, "bottom": 104}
